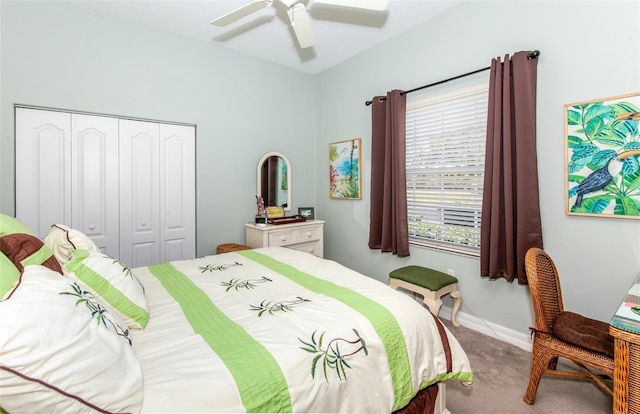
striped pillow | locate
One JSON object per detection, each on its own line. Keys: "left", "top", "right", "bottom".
{"left": 64, "top": 249, "right": 149, "bottom": 329}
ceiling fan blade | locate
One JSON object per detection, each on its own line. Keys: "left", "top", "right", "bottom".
{"left": 288, "top": 3, "right": 315, "bottom": 49}
{"left": 313, "top": 0, "right": 389, "bottom": 11}
{"left": 210, "top": 0, "right": 272, "bottom": 27}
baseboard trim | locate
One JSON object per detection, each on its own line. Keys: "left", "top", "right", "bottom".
{"left": 439, "top": 305, "right": 532, "bottom": 352}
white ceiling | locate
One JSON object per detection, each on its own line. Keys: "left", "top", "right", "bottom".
{"left": 68, "top": 0, "right": 462, "bottom": 74}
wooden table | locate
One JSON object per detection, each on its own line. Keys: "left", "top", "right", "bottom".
{"left": 610, "top": 273, "right": 640, "bottom": 414}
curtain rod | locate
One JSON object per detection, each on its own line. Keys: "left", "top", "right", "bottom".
{"left": 365, "top": 50, "right": 540, "bottom": 106}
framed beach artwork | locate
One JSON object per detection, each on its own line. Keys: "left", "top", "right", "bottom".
{"left": 329, "top": 138, "right": 362, "bottom": 200}
{"left": 565, "top": 92, "right": 640, "bottom": 219}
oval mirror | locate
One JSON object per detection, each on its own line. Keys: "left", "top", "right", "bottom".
{"left": 257, "top": 152, "right": 291, "bottom": 212}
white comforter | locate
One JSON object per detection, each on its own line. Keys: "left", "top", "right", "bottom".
{"left": 130, "top": 247, "right": 472, "bottom": 413}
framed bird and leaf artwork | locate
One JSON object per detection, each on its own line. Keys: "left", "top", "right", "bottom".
{"left": 565, "top": 92, "right": 640, "bottom": 218}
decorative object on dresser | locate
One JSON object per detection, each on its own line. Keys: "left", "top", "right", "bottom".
{"left": 298, "top": 207, "right": 315, "bottom": 220}
{"left": 266, "top": 206, "right": 285, "bottom": 219}
{"left": 245, "top": 219, "right": 325, "bottom": 258}
{"left": 267, "top": 215, "right": 307, "bottom": 225}
{"left": 255, "top": 195, "right": 267, "bottom": 226}
{"left": 257, "top": 152, "right": 291, "bottom": 212}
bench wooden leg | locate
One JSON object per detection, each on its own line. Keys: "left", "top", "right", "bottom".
{"left": 423, "top": 297, "right": 442, "bottom": 318}
{"left": 450, "top": 290, "right": 462, "bottom": 327}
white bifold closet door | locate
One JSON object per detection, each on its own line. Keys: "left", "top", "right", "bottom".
{"left": 15, "top": 109, "right": 119, "bottom": 256}
{"left": 118, "top": 119, "right": 195, "bottom": 268}
{"left": 15, "top": 107, "right": 195, "bottom": 267}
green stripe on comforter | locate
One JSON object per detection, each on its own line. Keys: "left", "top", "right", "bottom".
{"left": 148, "top": 263, "right": 293, "bottom": 413}
{"left": 238, "top": 250, "right": 413, "bottom": 411}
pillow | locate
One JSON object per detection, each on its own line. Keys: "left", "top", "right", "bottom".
{"left": 64, "top": 249, "right": 149, "bottom": 329}
{"left": 43, "top": 224, "right": 99, "bottom": 265}
{"left": 0, "top": 252, "right": 21, "bottom": 299}
{"left": 553, "top": 311, "right": 614, "bottom": 357}
{"left": 0, "top": 233, "right": 63, "bottom": 301}
{"left": 0, "top": 214, "right": 33, "bottom": 237}
{"left": 0, "top": 215, "right": 37, "bottom": 299}
{"left": 0, "top": 265, "right": 143, "bottom": 413}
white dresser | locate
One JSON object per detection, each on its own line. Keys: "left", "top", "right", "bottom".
{"left": 245, "top": 220, "right": 325, "bottom": 258}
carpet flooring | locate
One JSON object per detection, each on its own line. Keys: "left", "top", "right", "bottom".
{"left": 442, "top": 320, "right": 612, "bottom": 414}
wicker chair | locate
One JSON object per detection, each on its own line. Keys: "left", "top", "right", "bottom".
{"left": 523, "top": 247, "right": 614, "bottom": 405}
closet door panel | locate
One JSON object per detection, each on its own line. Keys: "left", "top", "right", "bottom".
{"left": 15, "top": 108, "right": 71, "bottom": 238}
{"left": 119, "top": 119, "right": 160, "bottom": 268}
{"left": 71, "top": 114, "right": 119, "bottom": 256}
{"left": 160, "top": 124, "right": 195, "bottom": 262}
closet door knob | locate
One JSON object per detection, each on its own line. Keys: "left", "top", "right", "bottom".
{"left": 141, "top": 221, "right": 147, "bottom": 227}
{"left": 88, "top": 224, "right": 95, "bottom": 230}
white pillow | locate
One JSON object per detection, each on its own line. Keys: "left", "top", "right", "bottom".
{"left": 43, "top": 224, "right": 99, "bottom": 265}
{"left": 0, "top": 265, "right": 143, "bottom": 413}
{"left": 64, "top": 249, "right": 149, "bottom": 329}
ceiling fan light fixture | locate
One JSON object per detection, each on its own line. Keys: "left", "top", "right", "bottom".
{"left": 209, "top": 0, "right": 387, "bottom": 50}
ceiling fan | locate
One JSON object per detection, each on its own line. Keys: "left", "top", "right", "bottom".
{"left": 210, "top": 0, "right": 390, "bottom": 49}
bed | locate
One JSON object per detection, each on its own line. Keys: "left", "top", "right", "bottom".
{"left": 0, "top": 217, "right": 472, "bottom": 414}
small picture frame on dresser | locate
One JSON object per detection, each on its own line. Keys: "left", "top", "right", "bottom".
{"left": 298, "top": 207, "right": 315, "bottom": 220}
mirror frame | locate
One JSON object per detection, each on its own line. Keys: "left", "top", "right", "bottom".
{"left": 257, "top": 151, "right": 292, "bottom": 212}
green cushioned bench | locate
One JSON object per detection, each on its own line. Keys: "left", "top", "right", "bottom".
{"left": 389, "top": 265, "right": 462, "bottom": 327}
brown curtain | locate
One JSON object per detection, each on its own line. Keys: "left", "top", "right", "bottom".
{"left": 368, "top": 90, "right": 410, "bottom": 257}
{"left": 480, "top": 51, "right": 543, "bottom": 284}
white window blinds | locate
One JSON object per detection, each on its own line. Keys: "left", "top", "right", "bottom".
{"left": 405, "top": 80, "right": 488, "bottom": 256}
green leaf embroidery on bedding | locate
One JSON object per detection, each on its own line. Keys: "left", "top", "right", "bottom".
{"left": 299, "top": 329, "right": 368, "bottom": 382}
{"left": 199, "top": 261, "right": 243, "bottom": 272}
{"left": 60, "top": 282, "right": 132, "bottom": 346}
{"left": 238, "top": 250, "right": 413, "bottom": 411}
{"left": 148, "top": 262, "right": 293, "bottom": 413}
{"left": 112, "top": 257, "right": 132, "bottom": 278}
{"left": 250, "top": 296, "right": 311, "bottom": 316}
{"left": 221, "top": 275, "right": 272, "bottom": 291}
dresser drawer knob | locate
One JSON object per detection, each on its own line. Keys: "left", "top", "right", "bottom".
{"left": 280, "top": 236, "right": 287, "bottom": 241}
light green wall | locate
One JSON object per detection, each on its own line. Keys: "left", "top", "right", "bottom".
{"left": 0, "top": 0, "right": 317, "bottom": 256}
{"left": 316, "top": 0, "right": 640, "bottom": 334}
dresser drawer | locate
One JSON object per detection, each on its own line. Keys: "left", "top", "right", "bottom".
{"left": 268, "top": 229, "right": 297, "bottom": 247}
{"left": 295, "top": 227, "right": 321, "bottom": 243}
{"left": 288, "top": 240, "right": 322, "bottom": 257}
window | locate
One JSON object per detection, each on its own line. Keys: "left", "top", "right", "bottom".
{"left": 405, "top": 72, "right": 489, "bottom": 256}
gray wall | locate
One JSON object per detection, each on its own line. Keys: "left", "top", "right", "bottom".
{"left": 316, "top": 0, "right": 640, "bottom": 335}
{"left": 0, "top": 0, "right": 317, "bottom": 257}
{"left": 2, "top": 1, "right": 639, "bottom": 337}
